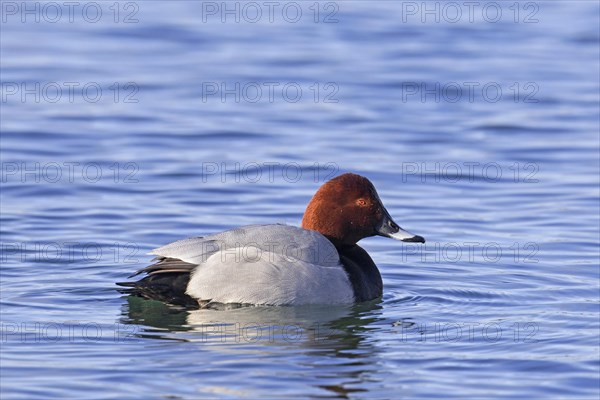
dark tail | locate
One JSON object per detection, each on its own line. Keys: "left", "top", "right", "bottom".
{"left": 117, "top": 272, "right": 199, "bottom": 309}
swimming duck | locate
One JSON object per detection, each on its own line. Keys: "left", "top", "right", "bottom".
{"left": 120, "top": 173, "right": 424, "bottom": 307}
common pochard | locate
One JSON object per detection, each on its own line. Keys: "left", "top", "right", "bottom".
{"left": 120, "top": 173, "right": 424, "bottom": 307}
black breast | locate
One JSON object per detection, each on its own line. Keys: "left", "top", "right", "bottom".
{"left": 338, "top": 245, "right": 383, "bottom": 302}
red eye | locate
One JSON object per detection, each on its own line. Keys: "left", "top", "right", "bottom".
{"left": 356, "top": 199, "right": 367, "bottom": 206}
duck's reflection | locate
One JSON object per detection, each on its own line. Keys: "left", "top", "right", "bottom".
{"left": 121, "top": 295, "right": 382, "bottom": 346}
{"left": 120, "top": 295, "right": 385, "bottom": 397}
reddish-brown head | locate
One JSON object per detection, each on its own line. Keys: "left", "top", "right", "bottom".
{"left": 301, "top": 173, "right": 424, "bottom": 247}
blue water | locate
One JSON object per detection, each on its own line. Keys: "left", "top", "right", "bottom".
{"left": 1, "top": 1, "right": 599, "bottom": 398}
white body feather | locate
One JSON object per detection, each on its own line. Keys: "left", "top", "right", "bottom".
{"left": 150, "top": 225, "right": 354, "bottom": 306}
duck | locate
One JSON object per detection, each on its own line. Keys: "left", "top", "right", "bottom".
{"left": 119, "top": 173, "right": 425, "bottom": 308}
